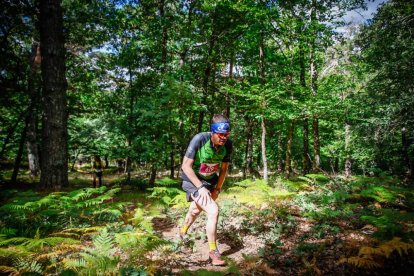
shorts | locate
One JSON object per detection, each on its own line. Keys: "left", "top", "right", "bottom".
{"left": 95, "top": 171, "right": 103, "bottom": 177}
{"left": 182, "top": 176, "right": 218, "bottom": 202}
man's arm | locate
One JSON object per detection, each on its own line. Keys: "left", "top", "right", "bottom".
{"left": 182, "top": 156, "right": 211, "bottom": 205}
{"left": 211, "top": 162, "right": 228, "bottom": 200}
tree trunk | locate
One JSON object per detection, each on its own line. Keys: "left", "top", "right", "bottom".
{"left": 11, "top": 126, "right": 27, "bottom": 184}
{"left": 285, "top": 121, "right": 295, "bottom": 178}
{"left": 310, "top": 0, "right": 320, "bottom": 172}
{"left": 261, "top": 117, "right": 268, "bottom": 182}
{"left": 198, "top": 30, "right": 217, "bottom": 132}
{"left": 402, "top": 127, "right": 413, "bottom": 180}
{"left": 344, "top": 122, "right": 351, "bottom": 177}
{"left": 26, "top": 43, "right": 41, "bottom": 177}
{"left": 303, "top": 118, "right": 311, "bottom": 174}
{"left": 158, "top": 0, "right": 168, "bottom": 72}
{"left": 278, "top": 134, "right": 284, "bottom": 173}
{"left": 39, "top": 0, "right": 68, "bottom": 189}
{"left": 149, "top": 165, "right": 157, "bottom": 187}
{"left": 170, "top": 135, "right": 174, "bottom": 178}
{"left": 312, "top": 115, "right": 320, "bottom": 171}
{"left": 300, "top": 44, "right": 311, "bottom": 175}
{"left": 225, "top": 52, "right": 234, "bottom": 118}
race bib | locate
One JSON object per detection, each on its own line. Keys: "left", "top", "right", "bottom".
{"left": 199, "top": 163, "right": 219, "bottom": 176}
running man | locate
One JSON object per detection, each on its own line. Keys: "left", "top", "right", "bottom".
{"left": 179, "top": 114, "right": 233, "bottom": 266}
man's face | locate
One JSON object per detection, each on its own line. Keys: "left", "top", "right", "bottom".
{"left": 211, "top": 132, "right": 230, "bottom": 146}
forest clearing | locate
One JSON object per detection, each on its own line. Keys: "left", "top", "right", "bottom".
{"left": 1, "top": 0, "right": 414, "bottom": 274}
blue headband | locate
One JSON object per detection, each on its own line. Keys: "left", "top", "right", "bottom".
{"left": 210, "top": 122, "right": 230, "bottom": 133}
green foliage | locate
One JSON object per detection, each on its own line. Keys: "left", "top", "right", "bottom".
{"left": 0, "top": 187, "right": 123, "bottom": 236}
{"left": 361, "top": 209, "right": 414, "bottom": 239}
{"left": 63, "top": 229, "right": 120, "bottom": 275}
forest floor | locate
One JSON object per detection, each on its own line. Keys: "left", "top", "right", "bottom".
{"left": 1, "top": 168, "right": 414, "bottom": 275}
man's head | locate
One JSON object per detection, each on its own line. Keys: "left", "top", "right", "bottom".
{"left": 210, "top": 115, "right": 231, "bottom": 146}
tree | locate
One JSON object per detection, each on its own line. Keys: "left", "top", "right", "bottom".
{"left": 39, "top": 0, "right": 68, "bottom": 189}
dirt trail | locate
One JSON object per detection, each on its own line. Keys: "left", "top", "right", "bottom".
{"left": 152, "top": 216, "right": 276, "bottom": 274}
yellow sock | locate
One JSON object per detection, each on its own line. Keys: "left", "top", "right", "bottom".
{"left": 180, "top": 224, "right": 189, "bottom": 235}
{"left": 209, "top": 241, "right": 217, "bottom": 251}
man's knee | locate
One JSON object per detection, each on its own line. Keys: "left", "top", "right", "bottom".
{"left": 206, "top": 205, "right": 219, "bottom": 219}
{"left": 191, "top": 208, "right": 202, "bottom": 216}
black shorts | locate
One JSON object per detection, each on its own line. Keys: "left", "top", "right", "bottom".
{"left": 182, "top": 176, "right": 218, "bottom": 202}
{"left": 95, "top": 171, "right": 103, "bottom": 177}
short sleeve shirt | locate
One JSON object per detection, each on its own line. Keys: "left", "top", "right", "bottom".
{"left": 181, "top": 132, "right": 232, "bottom": 181}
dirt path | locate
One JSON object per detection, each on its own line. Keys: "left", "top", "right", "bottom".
{"left": 152, "top": 216, "right": 277, "bottom": 274}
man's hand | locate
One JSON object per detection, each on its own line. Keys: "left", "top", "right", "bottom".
{"left": 211, "top": 189, "right": 220, "bottom": 200}
{"left": 194, "top": 187, "right": 211, "bottom": 206}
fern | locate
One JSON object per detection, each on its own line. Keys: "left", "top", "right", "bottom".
{"left": 62, "top": 229, "right": 120, "bottom": 275}
{"left": 339, "top": 255, "right": 381, "bottom": 269}
{"left": 0, "top": 229, "right": 80, "bottom": 250}
{"left": 0, "top": 266, "right": 19, "bottom": 275}
{"left": 13, "top": 257, "right": 43, "bottom": 274}
{"left": 339, "top": 237, "right": 414, "bottom": 269}
{"left": 0, "top": 246, "right": 31, "bottom": 258}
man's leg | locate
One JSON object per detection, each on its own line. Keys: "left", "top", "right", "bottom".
{"left": 98, "top": 175, "right": 102, "bottom": 187}
{"left": 181, "top": 201, "right": 202, "bottom": 236}
{"left": 192, "top": 197, "right": 225, "bottom": 265}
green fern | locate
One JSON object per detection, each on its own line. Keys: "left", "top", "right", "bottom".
{"left": 0, "top": 246, "right": 31, "bottom": 258}
{"left": 13, "top": 257, "right": 43, "bottom": 274}
{"left": 63, "top": 229, "right": 120, "bottom": 275}
{"left": 0, "top": 229, "right": 80, "bottom": 250}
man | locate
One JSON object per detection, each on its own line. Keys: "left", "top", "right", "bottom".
{"left": 92, "top": 155, "right": 104, "bottom": 188}
{"left": 179, "top": 115, "right": 233, "bottom": 266}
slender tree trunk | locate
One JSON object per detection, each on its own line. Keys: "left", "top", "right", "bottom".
{"left": 261, "top": 117, "right": 268, "bottom": 181}
{"left": 39, "top": 0, "right": 68, "bottom": 189}
{"left": 310, "top": 0, "right": 320, "bottom": 171}
{"left": 26, "top": 43, "right": 41, "bottom": 177}
{"left": 149, "top": 165, "right": 157, "bottom": 187}
{"left": 300, "top": 44, "right": 311, "bottom": 175}
{"left": 198, "top": 31, "right": 217, "bottom": 132}
{"left": 402, "top": 127, "right": 413, "bottom": 179}
{"left": 11, "top": 126, "right": 27, "bottom": 184}
{"left": 303, "top": 118, "right": 311, "bottom": 174}
{"left": 158, "top": 0, "right": 168, "bottom": 72}
{"left": 285, "top": 121, "right": 295, "bottom": 178}
{"left": 124, "top": 66, "right": 134, "bottom": 182}
{"left": 225, "top": 52, "right": 234, "bottom": 118}
{"left": 344, "top": 122, "right": 351, "bottom": 177}
{"left": 170, "top": 135, "right": 174, "bottom": 179}
{"left": 259, "top": 31, "right": 268, "bottom": 181}
{"left": 278, "top": 134, "right": 284, "bottom": 173}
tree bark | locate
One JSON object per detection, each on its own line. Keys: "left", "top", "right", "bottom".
{"left": 11, "top": 126, "right": 27, "bottom": 184}
{"left": 261, "top": 117, "right": 268, "bottom": 182}
{"left": 39, "top": 0, "right": 68, "bottom": 189}
{"left": 158, "top": 0, "right": 168, "bottom": 72}
{"left": 198, "top": 29, "right": 217, "bottom": 132}
{"left": 300, "top": 44, "right": 311, "bottom": 175}
{"left": 285, "top": 121, "right": 295, "bottom": 178}
{"left": 310, "top": 0, "right": 320, "bottom": 171}
{"left": 278, "top": 134, "right": 284, "bottom": 173}
{"left": 402, "top": 127, "right": 413, "bottom": 180}
{"left": 26, "top": 43, "right": 41, "bottom": 177}
{"left": 303, "top": 118, "right": 311, "bottom": 174}
{"left": 149, "top": 164, "right": 157, "bottom": 187}
{"left": 344, "top": 122, "right": 351, "bottom": 178}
